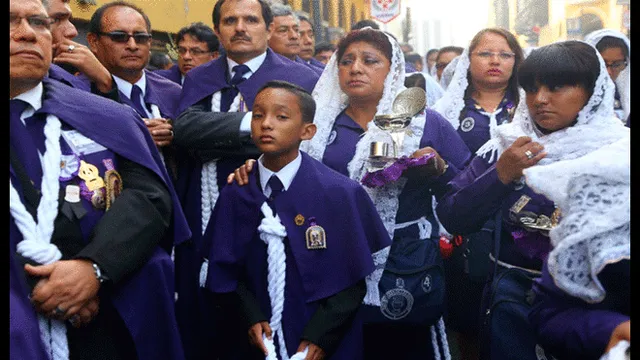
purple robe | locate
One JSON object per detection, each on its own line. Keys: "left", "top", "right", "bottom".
{"left": 204, "top": 152, "right": 391, "bottom": 358}
{"left": 529, "top": 260, "right": 630, "bottom": 360}
{"left": 177, "top": 48, "right": 319, "bottom": 114}
{"left": 457, "top": 93, "right": 514, "bottom": 154}
{"left": 10, "top": 78, "right": 191, "bottom": 360}
{"left": 117, "top": 69, "right": 182, "bottom": 120}
{"left": 436, "top": 156, "right": 554, "bottom": 270}
{"left": 155, "top": 65, "right": 183, "bottom": 85}
{"left": 308, "top": 57, "right": 326, "bottom": 71}
{"left": 295, "top": 56, "right": 323, "bottom": 76}
{"left": 10, "top": 250, "right": 49, "bottom": 360}
{"left": 46, "top": 63, "right": 91, "bottom": 92}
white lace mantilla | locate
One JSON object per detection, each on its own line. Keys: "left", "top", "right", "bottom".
{"left": 301, "top": 30, "right": 427, "bottom": 307}
{"left": 10, "top": 114, "right": 70, "bottom": 360}
{"left": 584, "top": 29, "right": 631, "bottom": 122}
{"left": 432, "top": 49, "right": 471, "bottom": 131}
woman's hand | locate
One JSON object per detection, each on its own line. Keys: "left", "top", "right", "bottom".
{"left": 495, "top": 136, "right": 546, "bottom": 184}
{"left": 227, "top": 159, "right": 257, "bottom": 185}
{"left": 604, "top": 320, "right": 630, "bottom": 354}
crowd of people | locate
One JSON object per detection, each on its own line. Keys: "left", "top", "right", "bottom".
{"left": 10, "top": 0, "right": 630, "bottom": 359}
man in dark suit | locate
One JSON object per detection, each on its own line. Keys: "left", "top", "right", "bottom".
{"left": 172, "top": 0, "right": 319, "bottom": 358}
{"left": 86, "top": 2, "right": 182, "bottom": 182}
{"left": 155, "top": 22, "right": 220, "bottom": 85}
{"left": 10, "top": 0, "right": 190, "bottom": 359}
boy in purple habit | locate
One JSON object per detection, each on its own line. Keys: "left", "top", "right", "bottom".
{"left": 203, "top": 81, "right": 391, "bottom": 360}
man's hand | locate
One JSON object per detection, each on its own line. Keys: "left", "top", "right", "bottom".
{"left": 604, "top": 320, "right": 630, "bottom": 353}
{"left": 52, "top": 40, "right": 113, "bottom": 93}
{"left": 144, "top": 118, "right": 173, "bottom": 147}
{"left": 297, "top": 340, "right": 325, "bottom": 360}
{"left": 68, "top": 296, "right": 100, "bottom": 328}
{"left": 248, "top": 321, "right": 272, "bottom": 356}
{"left": 227, "top": 159, "right": 256, "bottom": 185}
{"left": 26, "top": 259, "right": 100, "bottom": 321}
{"left": 495, "top": 136, "right": 546, "bottom": 184}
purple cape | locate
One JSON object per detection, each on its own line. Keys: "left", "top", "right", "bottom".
{"left": 177, "top": 49, "right": 319, "bottom": 114}
{"left": 46, "top": 63, "right": 91, "bottom": 92}
{"left": 295, "top": 56, "right": 324, "bottom": 76}
{"left": 10, "top": 78, "right": 190, "bottom": 359}
{"left": 154, "top": 65, "right": 183, "bottom": 85}
{"left": 117, "top": 69, "right": 182, "bottom": 119}
{"left": 204, "top": 152, "right": 390, "bottom": 357}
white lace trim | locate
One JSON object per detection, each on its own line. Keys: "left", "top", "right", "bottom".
{"left": 432, "top": 49, "right": 471, "bottom": 131}
{"left": 438, "top": 55, "right": 460, "bottom": 91}
{"left": 584, "top": 29, "right": 631, "bottom": 121}
{"left": 302, "top": 30, "right": 430, "bottom": 307}
{"left": 200, "top": 91, "right": 242, "bottom": 235}
{"left": 515, "top": 44, "right": 631, "bottom": 303}
{"left": 9, "top": 114, "right": 69, "bottom": 360}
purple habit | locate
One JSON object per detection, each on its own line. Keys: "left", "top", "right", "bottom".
{"left": 204, "top": 152, "right": 391, "bottom": 358}
{"left": 154, "top": 65, "right": 183, "bottom": 85}
{"left": 46, "top": 63, "right": 91, "bottom": 92}
{"left": 10, "top": 78, "right": 191, "bottom": 359}
{"left": 295, "top": 56, "right": 324, "bottom": 76}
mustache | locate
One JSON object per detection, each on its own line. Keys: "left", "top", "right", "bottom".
{"left": 231, "top": 34, "right": 252, "bottom": 42}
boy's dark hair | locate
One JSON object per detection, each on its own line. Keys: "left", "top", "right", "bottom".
{"left": 518, "top": 41, "right": 600, "bottom": 100}
{"left": 314, "top": 41, "right": 336, "bottom": 55}
{"left": 256, "top": 80, "right": 316, "bottom": 123}
{"left": 212, "top": 0, "right": 273, "bottom": 31}
{"left": 89, "top": 1, "right": 152, "bottom": 34}
{"left": 352, "top": 19, "right": 380, "bottom": 30}
{"left": 595, "top": 36, "right": 629, "bottom": 58}
{"left": 176, "top": 22, "right": 220, "bottom": 53}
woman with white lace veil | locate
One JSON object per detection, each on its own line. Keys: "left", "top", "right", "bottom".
{"left": 430, "top": 27, "right": 524, "bottom": 360}
{"left": 436, "top": 40, "right": 629, "bottom": 360}
{"left": 301, "top": 27, "right": 473, "bottom": 359}
{"left": 584, "top": 29, "right": 631, "bottom": 124}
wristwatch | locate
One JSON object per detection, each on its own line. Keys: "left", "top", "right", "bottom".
{"left": 92, "top": 262, "right": 109, "bottom": 284}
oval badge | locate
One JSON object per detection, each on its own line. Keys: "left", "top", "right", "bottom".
{"left": 380, "top": 278, "right": 414, "bottom": 320}
{"left": 460, "top": 117, "right": 475, "bottom": 132}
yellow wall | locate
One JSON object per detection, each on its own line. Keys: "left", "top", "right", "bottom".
{"left": 71, "top": 0, "right": 370, "bottom": 35}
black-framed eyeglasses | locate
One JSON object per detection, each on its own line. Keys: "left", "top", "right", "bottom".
{"left": 97, "top": 31, "right": 152, "bottom": 44}
{"left": 474, "top": 51, "right": 516, "bottom": 61}
{"left": 606, "top": 60, "right": 628, "bottom": 71}
{"left": 177, "top": 47, "right": 211, "bottom": 56}
{"left": 10, "top": 14, "right": 54, "bottom": 32}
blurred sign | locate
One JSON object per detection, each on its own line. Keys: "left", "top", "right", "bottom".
{"left": 371, "top": 0, "right": 401, "bottom": 24}
{"left": 566, "top": 17, "right": 582, "bottom": 35}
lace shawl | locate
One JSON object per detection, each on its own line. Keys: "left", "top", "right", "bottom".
{"left": 301, "top": 30, "right": 428, "bottom": 306}
{"left": 584, "top": 29, "right": 631, "bottom": 121}
{"left": 431, "top": 49, "right": 471, "bottom": 131}
{"left": 438, "top": 55, "right": 460, "bottom": 90}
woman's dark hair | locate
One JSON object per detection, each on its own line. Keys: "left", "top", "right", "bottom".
{"left": 405, "top": 73, "right": 426, "bottom": 91}
{"left": 212, "top": 0, "right": 273, "bottom": 31}
{"left": 518, "top": 41, "right": 600, "bottom": 100}
{"left": 257, "top": 80, "right": 316, "bottom": 123}
{"left": 466, "top": 28, "right": 524, "bottom": 108}
{"left": 336, "top": 28, "right": 393, "bottom": 63}
{"left": 595, "top": 36, "right": 629, "bottom": 58}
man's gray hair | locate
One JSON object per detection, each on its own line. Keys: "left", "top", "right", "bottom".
{"left": 270, "top": 3, "right": 299, "bottom": 24}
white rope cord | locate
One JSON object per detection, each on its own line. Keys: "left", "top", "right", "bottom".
{"left": 9, "top": 114, "right": 69, "bottom": 360}
{"left": 477, "top": 107, "right": 504, "bottom": 163}
{"left": 198, "top": 91, "right": 243, "bottom": 288}
{"left": 149, "top": 104, "right": 166, "bottom": 167}
{"left": 258, "top": 202, "right": 308, "bottom": 360}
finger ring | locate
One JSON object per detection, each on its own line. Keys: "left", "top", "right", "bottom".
{"left": 69, "top": 314, "right": 80, "bottom": 324}
{"left": 54, "top": 307, "right": 66, "bottom": 317}
{"left": 525, "top": 150, "right": 534, "bottom": 160}
{"left": 170, "top": 130, "right": 174, "bottom": 137}
{"left": 67, "top": 45, "right": 75, "bottom": 53}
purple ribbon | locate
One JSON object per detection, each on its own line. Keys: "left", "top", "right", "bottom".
{"left": 361, "top": 153, "right": 436, "bottom": 188}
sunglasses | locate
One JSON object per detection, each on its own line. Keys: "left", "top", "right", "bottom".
{"left": 97, "top": 31, "right": 152, "bottom": 44}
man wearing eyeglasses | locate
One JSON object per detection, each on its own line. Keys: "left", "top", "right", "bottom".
{"left": 87, "top": 2, "right": 184, "bottom": 183}
{"left": 156, "top": 22, "right": 220, "bottom": 85}
{"left": 10, "top": 0, "right": 190, "bottom": 359}
{"left": 172, "top": 0, "right": 319, "bottom": 359}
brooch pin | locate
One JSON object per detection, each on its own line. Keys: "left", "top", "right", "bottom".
{"left": 305, "top": 217, "right": 326, "bottom": 250}
{"left": 294, "top": 214, "right": 305, "bottom": 226}
{"left": 78, "top": 160, "right": 105, "bottom": 191}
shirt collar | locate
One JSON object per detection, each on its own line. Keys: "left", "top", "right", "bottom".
{"left": 257, "top": 151, "right": 302, "bottom": 194}
{"left": 12, "top": 82, "right": 43, "bottom": 113}
{"left": 112, "top": 72, "right": 147, "bottom": 99}
{"left": 227, "top": 51, "right": 267, "bottom": 79}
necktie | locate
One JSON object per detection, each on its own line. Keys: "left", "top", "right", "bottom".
{"left": 267, "top": 175, "right": 284, "bottom": 213}
{"left": 220, "top": 64, "right": 250, "bottom": 112}
{"left": 10, "top": 99, "right": 43, "bottom": 188}
{"left": 130, "top": 84, "right": 150, "bottom": 118}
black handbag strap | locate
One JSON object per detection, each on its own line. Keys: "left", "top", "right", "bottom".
{"left": 9, "top": 144, "right": 41, "bottom": 217}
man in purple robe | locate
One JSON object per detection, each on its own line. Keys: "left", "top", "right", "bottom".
{"left": 86, "top": 2, "right": 183, "bottom": 182}
{"left": 172, "top": 1, "right": 319, "bottom": 358}
{"left": 297, "top": 15, "right": 326, "bottom": 74}
{"left": 10, "top": 0, "right": 191, "bottom": 358}
{"left": 155, "top": 22, "right": 220, "bottom": 85}
{"left": 204, "top": 80, "right": 391, "bottom": 360}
